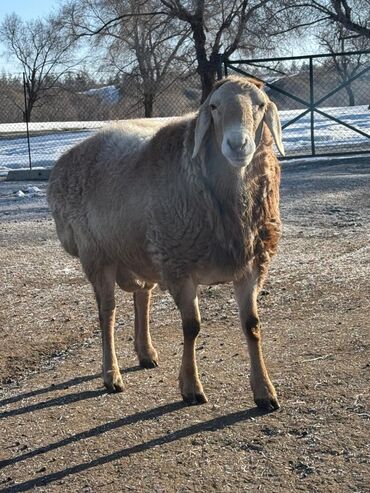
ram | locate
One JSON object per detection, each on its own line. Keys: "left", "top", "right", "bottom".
{"left": 47, "top": 76, "right": 285, "bottom": 410}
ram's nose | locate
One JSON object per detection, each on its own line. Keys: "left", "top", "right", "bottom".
{"left": 226, "top": 136, "right": 247, "bottom": 152}
{"left": 222, "top": 130, "right": 256, "bottom": 168}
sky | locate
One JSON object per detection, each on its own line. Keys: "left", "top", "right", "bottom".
{"left": 0, "top": 0, "right": 62, "bottom": 72}
{"left": 0, "top": 0, "right": 60, "bottom": 21}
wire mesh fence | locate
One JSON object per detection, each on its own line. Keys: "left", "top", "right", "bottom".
{"left": 2, "top": 51, "right": 370, "bottom": 175}
{"left": 0, "top": 71, "right": 201, "bottom": 173}
{"left": 225, "top": 50, "right": 370, "bottom": 158}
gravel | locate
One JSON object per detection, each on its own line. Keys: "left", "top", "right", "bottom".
{"left": 0, "top": 158, "right": 369, "bottom": 492}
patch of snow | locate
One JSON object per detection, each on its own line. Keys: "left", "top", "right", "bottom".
{"left": 0, "top": 117, "right": 174, "bottom": 134}
{"left": 0, "top": 121, "right": 110, "bottom": 133}
{"left": 23, "top": 185, "right": 42, "bottom": 193}
{"left": 82, "top": 85, "right": 121, "bottom": 104}
{"left": 13, "top": 186, "right": 44, "bottom": 199}
{"left": 284, "top": 153, "right": 370, "bottom": 165}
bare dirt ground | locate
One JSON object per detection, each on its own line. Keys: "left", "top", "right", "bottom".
{"left": 0, "top": 158, "right": 369, "bottom": 492}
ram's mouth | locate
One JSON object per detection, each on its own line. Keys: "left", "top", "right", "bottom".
{"left": 229, "top": 158, "right": 247, "bottom": 167}
{"left": 225, "top": 152, "right": 254, "bottom": 168}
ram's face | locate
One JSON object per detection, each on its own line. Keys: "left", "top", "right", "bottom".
{"left": 192, "top": 77, "right": 285, "bottom": 167}
{"left": 209, "top": 81, "right": 268, "bottom": 167}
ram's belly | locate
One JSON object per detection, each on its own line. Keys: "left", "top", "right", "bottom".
{"left": 193, "top": 266, "right": 237, "bottom": 285}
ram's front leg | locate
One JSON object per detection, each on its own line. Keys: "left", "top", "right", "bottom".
{"left": 169, "top": 278, "right": 207, "bottom": 405}
{"left": 233, "top": 269, "right": 279, "bottom": 411}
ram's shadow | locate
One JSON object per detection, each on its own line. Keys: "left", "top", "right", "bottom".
{"left": 0, "top": 374, "right": 100, "bottom": 408}
{"left": 0, "top": 388, "right": 106, "bottom": 420}
{"left": 1, "top": 404, "right": 270, "bottom": 493}
{"left": 0, "top": 400, "right": 186, "bottom": 469}
{"left": 0, "top": 366, "right": 141, "bottom": 411}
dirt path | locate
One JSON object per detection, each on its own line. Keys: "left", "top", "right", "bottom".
{"left": 0, "top": 159, "right": 369, "bottom": 492}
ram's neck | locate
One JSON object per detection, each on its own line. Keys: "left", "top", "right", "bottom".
{"left": 201, "top": 128, "right": 247, "bottom": 209}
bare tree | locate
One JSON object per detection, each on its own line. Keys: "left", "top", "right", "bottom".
{"left": 0, "top": 14, "right": 76, "bottom": 121}
{"left": 317, "top": 22, "right": 370, "bottom": 105}
{"left": 159, "top": 1, "right": 280, "bottom": 101}
{"left": 64, "top": 1, "right": 370, "bottom": 109}
{"left": 105, "top": 0, "right": 192, "bottom": 117}
{"left": 300, "top": 1, "right": 370, "bottom": 39}
{"left": 63, "top": 0, "right": 191, "bottom": 117}
{"left": 65, "top": 0, "right": 296, "bottom": 103}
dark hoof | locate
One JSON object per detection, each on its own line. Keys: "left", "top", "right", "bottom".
{"left": 104, "top": 377, "right": 124, "bottom": 393}
{"left": 182, "top": 392, "right": 208, "bottom": 406}
{"left": 255, "top": 397, "right": 280, "bottom": 412}
{"left": 139, "top": 358, "right": 159, "bottom": 369}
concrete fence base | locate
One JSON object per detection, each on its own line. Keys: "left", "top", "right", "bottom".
{"left": 6, "top": 168, "right": 51, "bottom": 181}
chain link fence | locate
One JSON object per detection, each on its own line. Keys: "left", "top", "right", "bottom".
{"left": 0, "top": 71, "right": 201, "bottom": 174}
{"left": 2, "top": 52, "right": 370, "bottom": 175}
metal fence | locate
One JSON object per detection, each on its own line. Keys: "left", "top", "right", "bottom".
{"left": 2, "top": 50, "right": 370, "bottom": 174}
{"left": 224, "top": 50, "right": 370, "bottom": 158}
{"left": 0, "top": 71, "right": 201, "bottom": 172}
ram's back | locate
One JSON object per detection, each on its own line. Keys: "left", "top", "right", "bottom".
{"left": 47, "top": 118, "right": 175, "bottom": 262}
{"left": 48, "top": 118, "right": 174, "bottom": 206}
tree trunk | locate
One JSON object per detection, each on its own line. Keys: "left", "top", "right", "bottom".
{"left": 23, "top": 84, "right": 35, "bottom": 122}
{"left": 23, "top": 102, "right": 33, "bottom": 122}
{"left": 345, "top": 84, "right": 355, "bottom": 106}
{"left": 199, "top": 52, "right": 222, "bottom": 102}
{"left": 198, "top": 62, "right": 217, "bottom": 102}
{"left": 190, "top": 19, "right": 219, "bottom": 102}
{"left": 144, "top": 93, "right": 154, "bottom": 117}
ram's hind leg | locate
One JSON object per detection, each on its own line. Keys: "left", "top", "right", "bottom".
{"left": 134, "top": 289, "right": 158, "bottom": 368}
{"left": 234, "top": 268, "right": 279, "bottom": 411}
{"left": 92, "top": 264, "right": 124, "bottom": 393}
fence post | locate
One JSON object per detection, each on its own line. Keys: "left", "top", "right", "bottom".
{"left": 309, "top": 57, "right": 315, "bottom": 157}
{"left": 23, "top": 73, "right": 32, "bottom": 170}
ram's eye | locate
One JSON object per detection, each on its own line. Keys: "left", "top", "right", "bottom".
{"left": 210, "top": 104, "right": 217, "bottom": 111}
{"left": 258, "top": 102, "right": 265, "bottom": 110}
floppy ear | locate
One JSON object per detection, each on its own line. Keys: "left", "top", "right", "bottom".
{"left": 192, "top": 93, "right": 213, "bottom": 159}
{"left": 254, "top": 118, "right": 264, "bottom": 149}
{"left": 264, "top": 101, "right": 285, "bottom": 157}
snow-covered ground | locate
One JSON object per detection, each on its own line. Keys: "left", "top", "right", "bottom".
{"left": 281, "top": 105, "right": 370, "bottom": 153}
{"left": 0, "top": 105, "right": 369, "bottom": 171}
{"left": 0, "top": 121, "right": 110, "bottom": 133}
{"left": 82, "top": 85, "right": 121, "bottom": 104}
